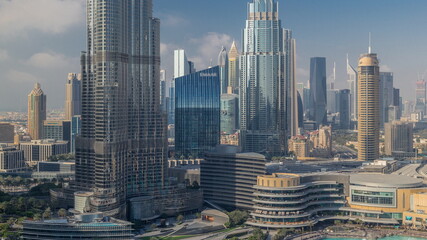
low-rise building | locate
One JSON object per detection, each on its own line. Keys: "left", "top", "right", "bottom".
{"left": 201, "top": 145, "right": 266, "bottom": 209}
{"left": 19, "top": 139, "right": 68, "bottom": 166}
{"left": 22, "top": 212, "right": 134, "bottom": 239}
{"left": 247, "top": 172, "right": 427, "bottom": 229}
{"left": 0, "top": 144, "right": 26, "bottom": 172}
{"left": 0, "top": 123, "right": 14, "bottom": 143}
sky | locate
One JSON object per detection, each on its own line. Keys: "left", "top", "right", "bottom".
{"left": 0, "top": 0, "right": 426, "bottom": 111}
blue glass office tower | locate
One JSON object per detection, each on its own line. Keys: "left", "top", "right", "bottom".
{"left": 309, "top": 57, "right": 327, "bottom": 127}
{"left": 175, "top": 66, "right": 220, "bottom": 158}
{"left": 240, "top": 0, "right": 289, "bottom": 154}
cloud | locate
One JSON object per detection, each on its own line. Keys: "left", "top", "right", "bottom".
{"left": 380, "top": 64, "right": 392, "bottom": 72}
{"left": 6, "top": 70, "right": 41, "bottom": 84}
{"left": 160, "top": 14, "right": 189, "bottom": 27}
{"left": 0, "top": 0, "right": 85, "bottom": 38}
{"left": 189, "top": 32, "right": 233, "bottom": 69}
{"left": 26, "top": 51, "right": 75, "bottom": 69}
{"left": 297, "top": 67, "right": 310, "bottom": 82}
{"left": 0, "top": 49, "right": 8, "bottom": 61}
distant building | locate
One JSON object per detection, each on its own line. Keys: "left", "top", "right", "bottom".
{"left": 339, "top": 89, "right": 351, "bottom": 129}
{"left": 201, "top": 145, "right": 266, "bottom": 209}
{"left": 0, "top": 144, "right": 25, "bottom": 172}
{"left": 384, "top": 121, "right": 413, "bottom": 156}
{"left": 28, "top": 83, "right": 46, "bottom": 140}
{"left": 360, "top": 159, "right": 398, "bottom": 174}
{"left": 70, "top": 116, "right": 81, "bottom": 154}
{"left": 0, "top": 123, "right": 14, "bottom": 143}
{"left": 20, "top": 140, "right": 68, "bottom": 166}
{"left": 22, "top": 212, "right": 134, "bottom": 239}
{"left": 309, "top": 57, "right": 327, "bottom": 127}
{"left": 218, "top": 46, "right": 229, "bottom": 94}
{"left": 175, "top": 66, "right": 220, "bottom": 158}
{"left": 228, "top": 41, "right": 239, "bottom": 94}
{"left": 379, "top": 72, "right": 394, "bottom": 126}
{"left": 347, "top": 55, "right": 358, "bottom": 120}
{"left": 288, "top": 136, "right": 311, "bottom": 158}
{"left": 220, "top": 93, "right": 239, "bottom": 134}
{"left": 43, "top": 120, "right": 71, "bottom": 149}
{"left": 65, "top": 73, "right": 81, "bottom": 120}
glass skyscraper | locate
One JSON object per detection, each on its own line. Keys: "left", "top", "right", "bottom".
{"left": 75, "top": 0, "right": 167, "bottom": 217}
{"left": 308, "top": 57, "right": 327, "bottom": 127}
{"left": 175, "top": 66, "right": 220, "bottom": 158}
{"left": 239, "top": 0, "right": 289, "bottom": 154}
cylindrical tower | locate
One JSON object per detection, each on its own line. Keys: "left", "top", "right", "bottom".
{"left": 357, "top": 53, "right": 380, "bottom": 161}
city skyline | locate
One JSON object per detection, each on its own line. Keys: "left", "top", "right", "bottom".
{"left": 0, "top": 0, "right": 427, "bottom": 111}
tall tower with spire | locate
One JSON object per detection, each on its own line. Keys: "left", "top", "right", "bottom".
{"left": 218, "top": 46, "right": 229, "bottom": 94}
{"left": 228, "top": 41, "right": 240, "bottom": 94}
{"left": 239, "top": 0, "right": 289, "bottom": 154}
{"left": 75, "top": 0, "right": 167, "bottom": 217}
{"left": 347, "top": 54, "right": 358, "bottom": 121}
{"left": 357, "top": 41, "right": 380, "bottom": 161}
{"left": 28, "top": 83, "right": 46, "bottom": 140}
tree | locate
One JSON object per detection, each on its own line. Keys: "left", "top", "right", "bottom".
{"left": 176, "top": 214, "right": 184, "bottom": 224}
{"left": 150, "top": 223, "right": 157, "bottom": 231}
{"left": 195, "top": 212, "right": 201, "bottom": 219}
{"left": 33, "top": 213, "right": 41, "bottom": 221}
{"left": 227, "top": 210, "right": 249, "bottom": 227}
{"left": 43, "top": 207, "right": 52, "bottom": 219}
{"left": 249, "top": 228, "right": 266, "bottom": 240}
{"left": 58, "top": 208, "right": 67, "bottom": 218}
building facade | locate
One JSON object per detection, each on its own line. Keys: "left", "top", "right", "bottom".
{"left": 339, "top": 89, "right": 351, "bottom": 129}
{"left": 27, "top": 83, "right": 46, "bottom": 140}
{"left": 220, "top": 93, "right": 239, "bottom": 134}
{"left": 384, "top": 121, "right": 414, "bottom": 156}
{"left": 43, "top": 120, "right": 71, "bottom": 147}
{"left": 379, "top": 72, "right": 394, "bottom": 126}
{"left": 22, "top": 213, "right": 134, "bottom": 239}
{"left": 218, "top": 46, "right": 229, "bottom": 94}
{"left": 357, "top": 52, "right": 380, "bottom": 161}
{"left": 201, "top": 145, "right": 266, "bottom": 210}
{"left": 308, "top": 57, "right": 327, "bottom": 127}
{"left": 0, "top": 123, "right": 14, "bottom": 143}
{"left": 347, "top": 55, "right": 358, "bottom": 121}
{"left": 228, "top": 41, "right": 239, "bottom": 94}
{"left": 239, "top": 0, "right": 289, "bottom": 154}
{"left": 0, "top": 145, "right": 25, "bottom": 172}
{"left": 20, "top": 140, "right": 68, "bottom": 166}
{"left": 248, "top": 173, "right": 427, "bottom": 229}
{"left": 175, "top": 67, "right": 220, "bottom": 158}
{"left": 75, "top": 0, "right": 167, "bottom": 217}
{"left": 65, "top": 73, "right": 82, "bottom": 120}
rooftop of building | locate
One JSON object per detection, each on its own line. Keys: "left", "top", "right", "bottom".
{"left": 350, "top": 173, "right": 424, "bottom": 188}
{"left": 24, "top": 212, "right": 132, "bottom": 227}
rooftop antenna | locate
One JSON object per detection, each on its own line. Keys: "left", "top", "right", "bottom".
{"left": 346, "top": 53, "right": 349, "bottom": 65}
{"left": 333, "top": 62, "right": 336, "bottom": 83}
{"left": 368, "top": 32, "right": 372, "bottom": 54}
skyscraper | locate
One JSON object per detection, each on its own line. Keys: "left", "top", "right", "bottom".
{"left": 175, "top": 66, "right": 220, "bottom": 158}
{"left": 228, "top": 41, "right": 240, "bottom": 94}
{"left": 160, "top": 70, "right": 168, "bottom": 113}
{"left": 357, "top": 51, "right": 380, "bottom": 161}
{"left": 308, "top": 57, "right": 327, "bottom": 127}
{"left": 379, "top": 72, "right": 394, "bottom": 126}
{"left": 28, "top": 83, "right": 46, "bottom": 140}
{"left": 347, "top": 55, "right": 358, "bottom": 120}
{"left": 240, "top": 0, "right": 288, "bottom": 154}
{"left": 75, "top": 0, "right": 167, "bottom": 217}
{"left": 169, "top": 49, "right": 194, "bottom": 125}
{"left": 284, "top": 30, "right": 298, "bottom": 137}
{"left": 65, "top": 73, "right": 81, "bottom": 120}
{"left": 415, "top": 80, "right": 426, "bottom": 115}
{"left": 339, "top": 89, "right": 351, "bottom": 129}
{"left": 218, "top": 46, "right": 229, "bottom": 94}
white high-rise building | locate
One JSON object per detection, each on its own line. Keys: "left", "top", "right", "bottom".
{"left": 347, "top": 54, "right": 358, "bottom": 120}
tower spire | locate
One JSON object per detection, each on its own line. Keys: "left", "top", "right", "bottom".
{"left": 368, "top": 32, "right": 372, "bottom": 54}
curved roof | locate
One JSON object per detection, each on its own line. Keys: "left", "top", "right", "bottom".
{"left": 201, "top": 209, "right": 229, "bottom": 219}
{"left": 350, "top": 173, "right": 423, "bottom": 188}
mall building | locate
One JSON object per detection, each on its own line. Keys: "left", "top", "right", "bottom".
{"left": 247, "top": 172, "right": 427, "bottom": 228}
